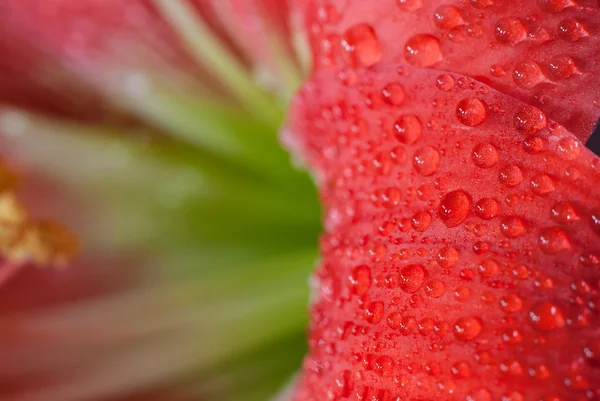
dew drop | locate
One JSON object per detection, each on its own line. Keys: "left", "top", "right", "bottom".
{"left": 454, "top": 317, "right": 482, "bottom": 340}
{"left": 503, "top": 328, "right": 524, "bottom": 344}
{"left": 400, "top": 264, "right": 426, "bottom": 293}
{"left": 514, "top": 106, "right": 547, "bottom": 133}
{"left": 495, "top": 17, "right": 527, "bottom": 45}
{"left": 412, "top": 211, "right": 432, "bottom": 232}
{"left": 500, "top": 294, "right": 523, "bottom": 312}
{"left": 394, "top": 114, "right": 422, "bottom": 144}
{"left": 437, "top": 247, "right": 459, "bottom": 268}
{"left": 499, "top": 165, "right": 523, "bottom": 187}
{"left": 366, "top": 301, "right": 384, "bottom": 324}
{"left": 472, "top": 142, "right": 499, "bottom": 168}
{"left": 455, "top": 286, "right": 471, "bottom": 302}
{"left": 549, "top": 55, "right": 577, "bottom": 80}
{"left": 382, "top": 83, "right": 406, "bottom": 106}
{"left": 475, "top": 198, "right": 499, "bottom": 220}
{"left": 342, "top": 24, "right": 382, "bottom": 67}
{"left": 425, "top": 280, "right": 446, "bottom": 298}
{"left": 349, "top": 265, "right": 372, "bottom": 296}
{"left": 513, "top": 61, "right": 545, "bottom": 88}
{"left": 529, "top": 302, "right": 566, "bottom": 331}
{"left": 523, "top": 135, "right": 545, "bottom": 154}
{"left": 434, "top": 5, "right": 462, "bottom": 30}
{"left": 439, "top": 190, "right": 471, "bottom": 227}
{"left": 558, "top": 17, "right": 586, "bottom": 42}
{"left": 404, "top": 34, "right": 442, "bottom": 67}
{"left": 556, "top": 137, "right": 580, "bottom": 160}
{"left": 478, "top": 259, "right": 499, "bottom": 278}
{"left": 413, "top": 147, "right": 441, "bottom": 176}
{"left": 436, "top": 74, "right": 455, "bottom": 91}
{"left": 501, "top": 216, "right": 527, "bottom": 237}
{"left": 539, "top": 227, "right": 572, "bottom": 254}
{"left": 456, "top": 98, "right": 487, "bottom": 127}
{"left": 551, "top": 202, "right": 578, "bottom": 224}
{"left": 531, "top": 174, "right": 554, "bottom": 195}
{"left": 452, "top": 361, "right": 471, "bottom": 378}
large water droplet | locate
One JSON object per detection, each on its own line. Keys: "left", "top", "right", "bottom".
{"left": 514, "top": 106, "right": 547, "bottom": 133}
{"left": 549, "top": 55, "right": 577, "bottom": 79}
{"left": 349, "top": 265, "right": 372, "bottom": 296}
{"left": 394, "top": 114, "right": 422, "bottom": 144}
{"left": 513, "top": 61, "right": 545, "bottom": 88}
{"left": 454, "top": 317, "right": 483, "bottom": 340}
{"left": 500, "top": 294, "right": 523, "bottom": 312}
{"left": 400, "top": 264, "right": 426, "bottom": 293}
{"left": 472, "top": 142, "right": 499, "bottom": 168}
{"left": 476, "top": 198, "right": 499, "bottom": 220}
{"left": 495, "top": 17, "right": 527, "bottom": 45}
{"left": 499, "top": 165, "right": 523, "bottom": 187}
{"left": 404, "top": 34, "right": 442, "bottom": 67}
{"left": 529, "top": 302, "right": 565, "bottom": 331}
{"left": 437, "top": 247, "right": 459, "bottom": 268}
{"left": 382, "top": 83, "right": 406, "bottom": 106}
{"left": 539, "top": 227, "right": 572, "bottom": 254}
{"left": 456, "top": 98, "right": 487, "bottom": 127}
{"left": 434, "top": 5, "right": 462, "bottom": 30}
{"left": 413, "top": 147, "right": 441, "bottom": 176}
{"left": 439, "top": 190, "right": 472, "bottom": 227}
{"left": 342, "top": 24, "right": 382, "bottom": 67}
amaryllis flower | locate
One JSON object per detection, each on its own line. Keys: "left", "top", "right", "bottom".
{"left": 4, "top": 1, "right": 600, "bottom": 401}
{"left": 0, "top": 1, "right": 319, "bottom": 401}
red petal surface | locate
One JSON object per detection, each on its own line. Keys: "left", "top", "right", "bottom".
{"left": 303, "top": 0, "right": 600, "bottom": 142}
{"left": 286, "top": 64, "right": 600, "bottom": 400}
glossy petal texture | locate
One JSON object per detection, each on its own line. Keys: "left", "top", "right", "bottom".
{"left": 302, "top": 0, "right": 600, "bottom": 142}
{"left": 286, "top": 64, "right": 600, "bottom": 400}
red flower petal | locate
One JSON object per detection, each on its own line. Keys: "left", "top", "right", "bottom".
{"left": 303, "top": 0, "right": 600, "bottom": 142}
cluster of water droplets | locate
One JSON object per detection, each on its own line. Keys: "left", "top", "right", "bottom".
{"left": 289, "top": 54, "right": 600, "bottom": 400}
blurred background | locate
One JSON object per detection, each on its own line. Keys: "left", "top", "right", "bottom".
{"left": 0, "top": 1, "right": 320, "bottom": 400}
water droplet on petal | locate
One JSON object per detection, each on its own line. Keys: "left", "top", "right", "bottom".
{"left": 350, "top": 265, "right": 372, "bottom": 296}
{"left": 500, "top": 294, "right": 523, "bottom": 312}
{"left": 454, "top": 317, "right": 482, "bottom": 340}
{"left": 342, "top": 24, "right": 382, "bottom": 67}
{"left": 531, "top": 174, "right": 555, "bottom": 195}
{"left": 529, "top": 302, "right": 566, "bottom": 331}
{"left": 514, "top": 106, "right": 547, "bottom": 133}
{"left": 404, "top": 34, "right": 442, "bottom": 67}
{"left": 550, "top": 202, "right": 578, "bottom": 223}
{"left": 556, "top": 137, "right": 580, "bottom": 160}
{"left": 549, "top": 55, "right": 577, "bottom": 79}
{"left": 513, "top": 61, "right": 545, "bottom": 88}
{"left": 400, "top": 264, "right": 426, "bottom": 293}
{"left": 495, "top": 17, "right": 527, "bottom": 45}
{"left": 457, "top": 98, "right": 487, "bottom": 126}
{"left": 499, "top": 165, "right": 524, "bottom": 187}
{"left": 472, "top": 142, "right": 498, "bottom": 168}
{"left": 539, "top": 227, "right": 571, "bottom": 254}
{"left": 434, "top": 5, "right": 463, "bottom": 30}
{"left": 394, "top": 114, "right": 422, "bottom": 144}
{"left": 440, "top": 190, "right": 471, "bottom": 227}
{"left": 437, "top": 247, "right": 459, "bottom": 268}
{"left": 476, "top": 198, "right": 499, "bottom": 220}
{"left": 501, "top": 216, "right": 527, "bottom": 237}
{"left": 382, "top": 83, "right": 406, "bottom": 106}
{"left": 413, "top": 147, "right": 441, "bottom": 176}
{"left": 366, "top": 301, "right": 385, "bottom": 324}
{"left": 436, "top": 74, "right": 455, "bottom": 91}
{"left": 558, "top": 17, "right": 587, "bottom": 42}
